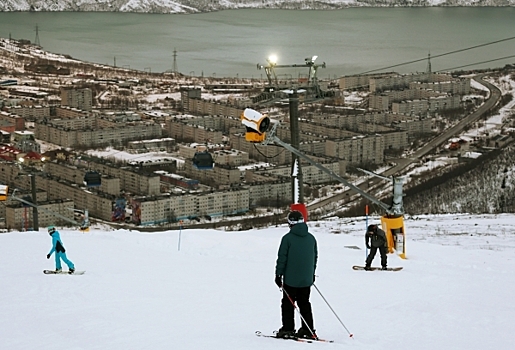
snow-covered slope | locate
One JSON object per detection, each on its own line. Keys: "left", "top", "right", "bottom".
{"left": 1, "top": 0, "right": 514, "bottom": 13}
{"left": 1, "top": 213, "right": 514, "bottom": 349}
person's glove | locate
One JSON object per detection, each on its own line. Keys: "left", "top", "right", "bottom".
{"left": 46, "top": 254, "right": 51, "bottom": 259}
{"left": 366, "top": 244, "right": 371, "bottom": 249}
{"left": 275, "top": 275, "right": 283, "bottom": 288}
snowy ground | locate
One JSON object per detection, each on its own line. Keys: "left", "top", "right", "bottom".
{"left": 1, "top": 213, "right": 514, "bottom": 350}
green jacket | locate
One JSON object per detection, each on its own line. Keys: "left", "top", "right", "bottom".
{"left": 275, "top": 223, "right": 318, "bottom": 288}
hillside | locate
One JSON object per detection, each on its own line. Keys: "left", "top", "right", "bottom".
{"left": 1, "top": 0, "right": 514, "bottom": 13}
{"left": 1, "top": 213, "right": 514, "bottom": 349}
{"left": 403, "top": 73, "right": 515, "bottom": 215}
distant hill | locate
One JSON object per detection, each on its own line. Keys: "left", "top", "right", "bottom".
{"left": 1, "top": 0, "right": 514, "bottom": 14}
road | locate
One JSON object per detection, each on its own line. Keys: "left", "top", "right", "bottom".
{"left": 307, "top": 74, "right": 502, "bottom": 212}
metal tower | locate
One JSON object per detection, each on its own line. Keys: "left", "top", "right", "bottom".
{"left": 426, "top": 52, "right": 432, "bottom": 74}
{"left": 34, "top": 24, "right": 41, "bottom": 47}
{"left": 172, "top": 48, "right": 178, "bottom": 73}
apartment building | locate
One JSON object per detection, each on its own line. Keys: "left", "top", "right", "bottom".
{"left": 326, "top": 134, "right": 385, "bottom": 164}
{"left": 394, "top": 118, "right": 433, "bottom": 135}
{"left": 5, "top": 105, "right": 50, "bottom": 120}
{"left": 251, "top": 160, "right": 346, "bottom": 185}
{"left": 183, "top": 161, "right": 241, "bottom": 187}
{"left": 180, "top": 87, "right": 201, "bottom": 112}
{"left": 0, "top": 111, "right": 24, "bottom": 130}
{"left": 12, "top": 130, "right": 41, "bottom": 153}
{"left": 43, "top": 162, "right": 121, "bottom": 196}
{"left": 5, "top": 199, "right": 75, "bottom": 230}
{"left": 34, "top": 118, "right": 162, "bottom": 148}
{"left": 131, "top": 187, "right": 249, "bottom": 225}
{"left": 247, "top": 179, "right": 291, "bottom": 208}
{"left": 409, "top": 78, "right": 471, "bottom": 95}
{"left": 392, "top": 95, "right": 461, "bottom": 115}
{"left": 55, "top": 106, "right": 90, "bottom": 119}
{"left": 369, "top": 89, "right": 444, "bottom": 110}
{"left": 338, "top": 73, "right": 397, "bottom": 90}
{"left": 369, "top": 73, "right": 453, "bottom": 93}
{"left": 0, "top": 161, "right": 114, "bottom": 222}
{"left": 61, "top": 87, "right": 93, "bottom": 111}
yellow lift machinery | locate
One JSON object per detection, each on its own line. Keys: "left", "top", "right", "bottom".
{"left": 241, "top": 108, "right": 407, "bottom": 259}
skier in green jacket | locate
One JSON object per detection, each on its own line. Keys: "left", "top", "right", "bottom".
{"left": 275, "top": 210, "right": 318, "bottom": 339}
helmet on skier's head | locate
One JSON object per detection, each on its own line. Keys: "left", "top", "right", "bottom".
{"left": 47, "top": 226, "right": 56, "bottom": 235}
{"left": 287, "top": 210, "right": 305, "bottom": 227}
{"left": 367, "top": 224, "right": 377, "bottom": 234}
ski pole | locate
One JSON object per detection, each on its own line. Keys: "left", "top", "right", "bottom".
{"left": 313, "top": 283, "right": 354, "bottom": 339}
{"left": 365, "top": 205, "right": 369, "bottom": 260}
{"left": 280, "top": 287, "right": 318, "bottom": 340}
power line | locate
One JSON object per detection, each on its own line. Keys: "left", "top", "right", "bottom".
{"left": 436, "top": 55, "right": 515, "bottom": 73}
{"left": 359, "top": 36, "right": 515, "bottom": 75}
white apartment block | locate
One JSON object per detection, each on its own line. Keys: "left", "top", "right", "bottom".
{"left": 34, "top": 118, "right": 162, "bottom": 148}
{"left": 252, "top": 161, "right": 346, "bottom": 185}
{"left": 409, "top": 79, "right": 471, "bottom": 95}
{"left": 326, "top": 135, "right": 384, "bottom": 164}
{"left": 61, "top": 87, "right": 93, "bottom": 111}
{"left": 5, "top": 105, "right": 50, "bottom": 120}
{"left": 132, "top": 187, "right": 249, "bottom": 225}
{"left": 369, "top": 89, "right": 444, "bottom": 110}
{"left": 369, "top": 73, "right": 452, "bottom": 93}
{"left": 247, "top": 180, "right": 291, "bottom": 207}
{"left": 339, "top": 73, "right": 397, "bottom": 90}
{"left": 392, "top": 95, "right": 461, "bottom": 115}
{"left": 6, "top": 199, "right": 75, "bottom": 230}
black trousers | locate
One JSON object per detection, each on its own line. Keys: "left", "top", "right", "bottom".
{"left": 281, "top": 284, "right": 314, "bottom": 331}
{"left": 366, "top": 246, "right": 388, "bottom": 268}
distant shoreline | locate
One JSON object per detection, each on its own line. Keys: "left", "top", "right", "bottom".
{"left": 1, "top": 4, "right": 514, "bottom": 15}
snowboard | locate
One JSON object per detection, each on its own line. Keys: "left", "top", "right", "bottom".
{"left": 352, "top": 266, "right": 403, "bottom": 271}
{"left": 43, "top": 270, "right": 86, "bottom": 275}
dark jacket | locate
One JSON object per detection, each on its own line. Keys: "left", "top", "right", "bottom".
{"left": 366, "top": 226, "right": 387, "bottom": 248}
{"left": 275, "top": 222, "right": 318, "bottom": 288}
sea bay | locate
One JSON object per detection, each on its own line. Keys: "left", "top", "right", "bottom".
{"left": 0, "top": 8, "right": 514, "bottom": 78}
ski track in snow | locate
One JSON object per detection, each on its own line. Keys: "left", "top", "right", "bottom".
{"left": 1, "top": 213, "right": 515, "bottom": 349}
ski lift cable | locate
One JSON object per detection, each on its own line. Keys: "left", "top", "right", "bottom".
{"left": 359, "top": 36, "right": 515, "bottom": 75}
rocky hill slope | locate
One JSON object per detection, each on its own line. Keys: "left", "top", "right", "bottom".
{"left": 1, "top": 0, "right": 514, "bottom": 14}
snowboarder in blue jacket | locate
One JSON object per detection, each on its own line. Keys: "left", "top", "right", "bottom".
{"left": 46, "top": 226, "right": 75, "bottom": 274}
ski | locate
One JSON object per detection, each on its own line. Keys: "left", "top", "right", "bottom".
{"left": 352, "top": 266, "right": 403, "bottom": 271}
{"left": 255, "top": 331, "right": 333, "bottom": 343}
{"left": 43, "top": 270, "right": 86, "bottom": 275}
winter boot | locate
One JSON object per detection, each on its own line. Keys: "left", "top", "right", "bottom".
{"left": 381, "top": 266, "right": 388, "bottom": 271}
{"left": 69, "top": 268, "right": 75, "bottom": 274}
{"left": 276, "top": 327, "right": 295, "bottom": 339}
{"left": 55, "top": 268, "right": 62, "bottom": 272}
{"left": 296, "top": 327, "right": 316, "bottom": 339}
{"left": 364, "top": 265, "right": 372, "bottom": 271}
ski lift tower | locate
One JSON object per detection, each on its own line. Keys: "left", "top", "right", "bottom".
{"left": 241, "top": 108, "right": 407, "bottom": 259}
{"left": 257, "top": 54, "right": 326, "bottom": 99}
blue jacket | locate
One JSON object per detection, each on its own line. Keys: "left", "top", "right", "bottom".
{"left": 275, "top": 223, "right": 318, "bottom": 288}
{"left": 48, "top": 231, "right": 66, "bottom": 256}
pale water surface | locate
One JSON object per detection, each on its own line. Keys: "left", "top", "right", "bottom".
{"left": 0, "top": 8, "right": 514, "bottom": 78}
